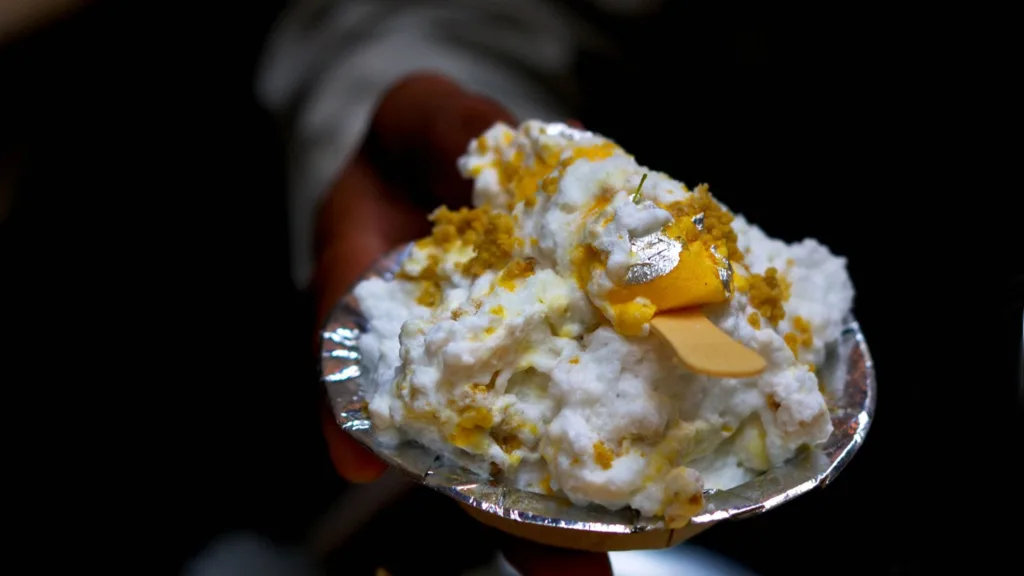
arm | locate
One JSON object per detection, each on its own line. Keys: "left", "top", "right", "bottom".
{"left": 255, "top": 0, "right": 582, "bottom": 288}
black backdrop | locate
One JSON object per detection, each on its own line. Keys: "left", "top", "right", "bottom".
{"left": 1, "top": 2, "right": 1019, "bottom": 574}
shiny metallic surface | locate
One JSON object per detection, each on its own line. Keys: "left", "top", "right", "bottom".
{"left": 624, "top": 232, "right": 683, "bottom": 285}
{"left": 691, "top": 212, "right": 705, "bottom": 231}
{"left": 321, "top": 243, "right": 876, "bottom": 551}
{"left": 709, "top": 244, "right": 734, "bottom": 297}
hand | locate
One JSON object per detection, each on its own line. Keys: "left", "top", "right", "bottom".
{"left": 313, "top": 73, "right": 611, "bottom": 576}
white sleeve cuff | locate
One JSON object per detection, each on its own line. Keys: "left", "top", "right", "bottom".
{"left": 256, "top": 0, "right": 579, "bottom": 288}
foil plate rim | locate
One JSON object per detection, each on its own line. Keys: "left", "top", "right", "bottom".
{"left": 321, "top": 242, "right": 876, "bottom": 540}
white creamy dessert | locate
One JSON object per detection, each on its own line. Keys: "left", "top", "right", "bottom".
{"left": 355, "top": 121, "right": 854, "bottom": 527}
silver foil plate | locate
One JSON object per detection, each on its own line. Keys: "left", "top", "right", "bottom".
{"left": 322, "top": 243, "right": 876, "bottom": 551}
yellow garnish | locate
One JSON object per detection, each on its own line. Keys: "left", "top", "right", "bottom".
{"left": 449, "top": 406, "right": 494, "bottom": 451}
{"left": 569, "top": 244, "right": 605, "bottom": 290}
{"left": 497, "top": 141, "right": 620, "bottom": 209}
{"left": 539, "top": 475, "right": 554, "bottom": 495}
{"left": 568, "top": 356, "right": 580, "bottom": 365}
{"left": 784, "top": 332, "right": 800, "bottom": 357}
{"left": 662, "top": 184, "right": 742, "bottom": 263}
{"left": 497, "top": 258, "right": 536, "bottom": 291}
{"left": 415, "top": 281, "right": 442, "bottom": 307}
{"left": 491, "top": 431, "right": 523, "bottom": 454}
{"left": 419, "top": 206, "right": 520, "bottom": 277}
{"left": 593, "top": 441, "right": 616, "bottom": 469}
{"left": 748, "top": 267, "right": 789, "bottom": 325}
{"left": 608, "top": 299, "right": 657, "bottom": 336}
{"left": 747, "top": 312, "right": 762, "bottom": 330}
{"left": 734, "top": 273, "right": 750, "bottom": 293}
{"left": 793, "top": 315, "right": 814, "bottom": 347}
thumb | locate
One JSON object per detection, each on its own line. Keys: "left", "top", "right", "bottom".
{"left": 364, "top": 73, "right": 517, "bottom": 209}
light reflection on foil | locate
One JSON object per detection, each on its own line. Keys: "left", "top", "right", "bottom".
{"left": 321, "top": 242, "right": 876, "bottom": 551}
{"left": 708, "top": 244, "right": 734, "bottom": 298}
{"left": 691, "top": 212, "right": 705, "bottom": 231}
{"left": 625, "top": 232, "right": 683, "bottom": 285}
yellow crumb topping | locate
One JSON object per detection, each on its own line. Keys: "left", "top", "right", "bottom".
{"left": 449, "top": 406, "right": 494, "bottom": 452}
{"left": 793, "top": 315, "right": 814, "bottom": 347}
{"left": 608, "top": 299, "right": 657, "bottom": 336}
{"left": 489, "top": 305, "right": 505, "bottom": 317}
{"left": 415, "top": 281, "right": 442, "bottom": 307}
{"left": 747, "top": 311, "right": 761, "bottom": 330}
{"left": 662, "top": 184, "right": 742, "bottom": 263}
{"left": 491, "top": 430, "right": 523, "bottom": 454}
{"left": 414, "top": 206, "right": 521, "bottom": 278}
{"left": 570, "top": 244, "right": 606, "bottom": 290}
{"left": 748, "top": 267, "right": 790, "bottom": 325}
{"left": 497, "top": 257, "right": 536, "bottom": 291}
{"left": 734, "top": 273, "right": 750, "bottom": 293}
{"left": 568, "top": 356, "right": 580, "bottom": 365}
{"left": 539, "top": 475, "right": 554, "bottom": 495}
{"left": 496, "top": 141, "right": 621, "bottom": 209}
{"left": 784, "top": 332, "right": 800, "bottom": 357}
{"left": 593, "top": 441, "right": 616, "bottom": 469}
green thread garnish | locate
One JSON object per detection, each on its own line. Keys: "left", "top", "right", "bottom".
{"left": 631, "top": 173, "right": 649, "bottom": 204}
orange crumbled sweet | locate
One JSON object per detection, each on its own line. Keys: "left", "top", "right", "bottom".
{"left": 608, "top": 299, "right": 657, "bottom": 336}
{"left": 491, "top": 431, "right": 523, "bottom": 454}
{"left": 496, "top": 141, "right": 621, "bottom": 209}
{"left": 416, "top": 206, "right": 521, "bottom": 277}
{"left": 593, "top": 441, "right": 616, "bottom": 469}
{"left": 662, "top": 184, "right": 742, "bottom": 264}
{"left": 793, "top": 315, "right": 814, "bottom": 347}
{"left": 539, "top": 475, "right": 554, "bottom": 495}
{"left": 449, "top": 406, "right": 494, "bottom": 451}
{"left": 747, "top": 311, "right": 762, "bottom": 330}
{"left": 397, "top": 251, "right": 442, "bottom": 282}
{"left": 415, "top": 281, "right": 442, "bottom": 307}
{"left": 748, "top": 267, "right": 789, "bottom": 325}
{"left": 497, "top": 258, "right": 536, "bottom": 291}
{"left": 568, "top": 356, "right": 580, "bottom": 365}
{"left": 784, "top": 332, "right": 800, "bottom": 357}
{"left": 570, "top": 244, "right": 606, "bottom": 290}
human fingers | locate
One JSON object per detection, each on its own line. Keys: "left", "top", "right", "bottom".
{"left": 364, "top": 72, "right": 516, "bottom": 209}
{"left": 499, "top": 535, "right": 613, "bottom": 576}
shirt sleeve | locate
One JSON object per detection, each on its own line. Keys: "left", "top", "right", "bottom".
{"left": 255, "top": 0, "right": 586, "bottom": 288}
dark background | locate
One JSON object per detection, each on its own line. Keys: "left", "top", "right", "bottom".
{"left": 1, "top": 2, "right": 1018, "bottom": 574}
